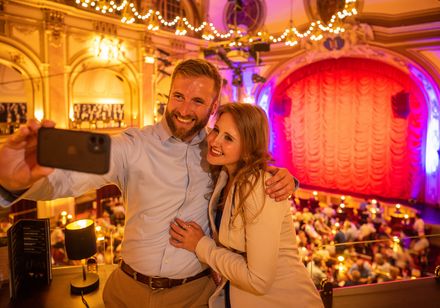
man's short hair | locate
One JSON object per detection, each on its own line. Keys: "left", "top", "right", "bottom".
{"left": 171, "top": 59, "right": 222, "bottom": 104}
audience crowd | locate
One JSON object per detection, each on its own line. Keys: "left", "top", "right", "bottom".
{"left": 49, "top": 193, "right": 434, "bottom": 289}
{"left": 292, "top": 196, "right": 431, "bottom": 288}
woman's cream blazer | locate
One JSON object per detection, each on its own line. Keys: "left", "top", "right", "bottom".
{"left": 195, "top": 170, "right": 323, "bottom": 308}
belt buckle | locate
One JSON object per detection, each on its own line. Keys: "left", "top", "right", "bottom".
{"left": 148, "top": 277, "right": 165, "bottom": 291}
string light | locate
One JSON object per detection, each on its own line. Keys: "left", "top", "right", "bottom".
{"left": 147, "top": 11, "right": 160, "bottom": 31}
{"left": 75, "top": 0, "right": 358, "bottom": 46}
{"left": 175, "top": 17, "right": 187, "bottom": 36}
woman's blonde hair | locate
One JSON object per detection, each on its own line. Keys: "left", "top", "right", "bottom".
{"left": 210, "top": 103, "right": 272, "bottom": 225}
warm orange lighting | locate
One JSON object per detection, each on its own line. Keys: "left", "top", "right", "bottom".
{"left": 66, "top": 219, "right": 94, "bottom": 231}
{"left": 75, "top": 0, "right": 358, "bottom": 46}
{"left": 175, "top": 18, "right": 187, "bottom": 36}
{"left": 35, "top": 109, "right": 44, "bottom": 121}
{"left": 147, "top": 13, "right": 160, "bottom": 31}
{"left": 92, "top": 36, "right": 125, "bottom": 61}
{"left": 144, "top": 56, "right": 155, "bottom": 64}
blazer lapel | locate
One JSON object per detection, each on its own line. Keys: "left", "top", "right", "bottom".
{"left": 208, "top": 170, "right": 228, "bottom": 241}
{"left": 219, "top": 181, "right": 237, "bottom": 249}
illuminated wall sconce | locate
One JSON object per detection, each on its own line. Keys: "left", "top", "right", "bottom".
{"left": 35, "top": 109, "right": 44, "bottom": 121}
{"left": 92, "top": 36, "right": 125, "bottom": 61}
{"left": 144, "top": 56, "right": 155, "bottom": 64}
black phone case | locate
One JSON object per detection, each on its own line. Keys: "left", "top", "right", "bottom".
{"left": 37, "top": 127, "right": 111, "bottom": 174}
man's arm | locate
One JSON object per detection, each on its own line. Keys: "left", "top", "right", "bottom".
{"left": 0, "top": 119, "right": 54, "bottom": 193}
{"left": 264, "top": 166, "right": 299, "bottom": 202}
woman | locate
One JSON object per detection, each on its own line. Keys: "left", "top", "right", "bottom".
{"left": 170, "top": 103, "right": 323, "bottom": 307}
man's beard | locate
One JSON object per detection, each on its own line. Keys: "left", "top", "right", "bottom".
{"left": 165, "top": 108, "right": 211, "bottom": 141}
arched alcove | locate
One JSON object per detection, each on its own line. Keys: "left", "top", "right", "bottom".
{"left": 0, "top": 64, "right": 27, "bottom": 134}
{"left": 269, "top": 57, "right": 429, "bottom": 202}
{"left": 68, "top": 54, "right": 140, "bottom": 129}
{"left": 71, "top": 68, "right": 126, "bottom": 128}
{"left": 0, "top": 38, "right": 45, "bottom": 137}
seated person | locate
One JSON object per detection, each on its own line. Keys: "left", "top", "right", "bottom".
{"left": 348, "top": 257, "right": 373, "bottom": 284}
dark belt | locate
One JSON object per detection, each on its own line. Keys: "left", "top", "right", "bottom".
{"left": 120, "top": 260, "right": 210, "bottom": 290}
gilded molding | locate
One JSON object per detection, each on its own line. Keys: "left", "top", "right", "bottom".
{"left": 170, "top": 39, "right": 185, "bottom": 51}
{"left": 43, "top": 8, "right": 65, "bottom": 48}
{"left": 93, "top": 21, "right": 117, "bottom": 36}
{"left": 0, "top": 20, "right": 5, "bottom": 35}
{"left": 9, "top": 52, "right": 24, "bottom": 65}
{"left": 301, "top": 22, "right": 374, "bottom": 55}
{"left": 11, "top": 23, "right": 38, "bottom": 35}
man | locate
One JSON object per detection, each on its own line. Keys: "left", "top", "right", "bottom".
{"left": 0, "top": 59, "right": 296, "bottom": 307}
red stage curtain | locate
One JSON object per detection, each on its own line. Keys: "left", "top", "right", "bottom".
{"left": 270, "top": 58, "right": 427, "bottom": 201}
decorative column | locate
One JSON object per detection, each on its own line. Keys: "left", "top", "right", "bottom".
{"left": 140, "top": 34, "right": 156, "bottom": 126}
{"left": 43, "top": 9, "right": 68, "bottom": 127}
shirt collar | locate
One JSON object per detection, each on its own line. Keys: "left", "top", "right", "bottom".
{"left": 156, "top": 117, "right": 207, "bottom": 145}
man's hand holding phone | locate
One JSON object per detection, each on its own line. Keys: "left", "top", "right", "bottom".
{"left": 0, "top": 119, "right": 55, "bottom": 192}
{"left": 0, "top": 119, "right": 111, "bottom": 193}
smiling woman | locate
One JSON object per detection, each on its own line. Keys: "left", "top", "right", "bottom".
{"left": 170, "top": 103, "right": 323, "bottom": 307}
{"left": 207, "top": 112, "right": 242, "bottom": 175}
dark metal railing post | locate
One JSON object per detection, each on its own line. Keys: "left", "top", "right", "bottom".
{"left": 320, "top": 278, "right": 333, "bottom": 308}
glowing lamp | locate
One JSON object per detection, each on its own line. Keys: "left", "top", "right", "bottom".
{"left": 65, "top": 219, "right": 99, "bottom": 294}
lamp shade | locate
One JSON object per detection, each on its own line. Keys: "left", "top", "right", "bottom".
{"left": 65, "top": 219, "right": 97, "bottom": 260}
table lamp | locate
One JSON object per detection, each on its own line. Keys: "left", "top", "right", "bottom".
{"left": 65, "top": 219, "right": 99, "bottom": 295}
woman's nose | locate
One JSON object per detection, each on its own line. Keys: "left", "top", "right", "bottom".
{"left": 212, "top": 134, "right": 223, "bottom": 145}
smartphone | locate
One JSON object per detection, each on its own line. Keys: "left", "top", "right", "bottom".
{"left": 37, "top": 127, "right": 111, "bottom": 174}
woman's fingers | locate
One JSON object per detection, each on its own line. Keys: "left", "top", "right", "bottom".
{"left": 169, "top": 223, "right": 185, "bottom": 240}
{"left": 169, "top": 237, "right": 183, "bottom": 248}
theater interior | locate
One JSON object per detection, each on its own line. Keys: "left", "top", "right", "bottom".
{"left": 0, "top": 0, "right": 440, "bottom": 307}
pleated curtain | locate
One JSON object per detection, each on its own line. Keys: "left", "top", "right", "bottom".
{"left": 270, "top": 57, "right": 427, "bottom": 201}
